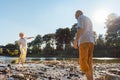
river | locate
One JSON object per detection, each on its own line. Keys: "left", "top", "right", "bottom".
{"left": 0, "top": 56, "right": 120, "bottom": 63}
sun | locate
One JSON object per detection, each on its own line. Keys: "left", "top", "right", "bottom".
{"left": 93, "top": 9, "right": 110, "bottom": 23}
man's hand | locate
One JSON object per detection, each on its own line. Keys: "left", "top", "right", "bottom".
{"left": 73, "top": 41, "right": 78, "bottom": 49}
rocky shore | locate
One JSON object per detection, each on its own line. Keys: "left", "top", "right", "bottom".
{"left": 0, "top": 61, "right": 120, "bottom": 80}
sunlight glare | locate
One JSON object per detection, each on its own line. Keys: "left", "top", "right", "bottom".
{"left": 93, "top": 9, "right": 110, "bottom": 23}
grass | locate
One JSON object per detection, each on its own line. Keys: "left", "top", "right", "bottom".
{"left": 93, "top": 59, "right": 120, "bottom": 63}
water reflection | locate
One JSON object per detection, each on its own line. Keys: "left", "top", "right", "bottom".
{"left": 93, "top": 57, "right": 120, "bottom": 60}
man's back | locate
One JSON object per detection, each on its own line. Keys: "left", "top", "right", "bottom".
{"left": 77, "top": 15, "right": 94, "bottom": 45}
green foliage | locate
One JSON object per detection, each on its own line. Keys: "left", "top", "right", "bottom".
{"left": 7, "top": 49, "right": 19, "bottom": 56}
{"left": 71, "top": 23, "right": 77, "bottom": 42}
{"left": 55, "top": 28, "right": 72, "bottom": 50}
{"left": 29, "top": 35, "right": 42, "bottom": 48}
{"left": 4, "top": 43, "right": 19, "bottom": 56}
{"left": 5, "top": 43, "right": 16, "bottom": 49}
{"left": 11, "top": 58, "right": 19, "bottom": 64}
{"left": 105, "top": 13, "right": 120, "bottom": 47}
{"left": 43, "top": 43, "right": 54, "bottom": 54}
{"left": 43, "top": 33, "right": 55, "bottom": 48}
{"left": 0, "top": 48, "right": 2, "bottom": 54}
{"left": 96, "top": 34, "right": 105, "bottom": 46}
{"left": 28, "top": 34, "right": 42, "bottom": 54}
{"left": 31, "top": 45, "right": 41, "bottom": 54}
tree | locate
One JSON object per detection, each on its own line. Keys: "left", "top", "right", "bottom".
{"left": 55, "top": 28, "right": 72, "bottom": 51}
{"left": 105, "top": 13, "right": 120, "bottom": 47}
{"left": 42, "top": 33, "right": 55, "bottom": 54}
{"left": 104, "top": 13, "right": 120, "bottom": 57}
{"left": 43, "top": 43, "right": 54, "bottom": 54}
{"left": 43, "top": 33, "right": 55, "bottom": 48}
{"left": 71, "top": 23, "right": 77, "bottom": 42}
{"left": 5, "top": 43, "right": 19, "bottom": 56}
{"left": 28, "top": 34, "right": 43, "bottom": 54}
{"left": 96, "top": 34, "right": 105, "bottom": 46}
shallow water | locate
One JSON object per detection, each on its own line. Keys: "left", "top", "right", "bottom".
{"left": 0, "top": 56, "right": 120, "bottom": 63}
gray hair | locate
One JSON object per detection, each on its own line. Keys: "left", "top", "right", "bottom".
{"left": 76, "top": 10, "right": 83, "bottom": 15}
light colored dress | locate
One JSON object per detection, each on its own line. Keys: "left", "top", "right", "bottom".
{"left": 18, "top": 38, "right": 27, "bottom": 63}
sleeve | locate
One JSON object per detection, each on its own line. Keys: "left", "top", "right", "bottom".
{"left": 76, "top": 16, "right": 84, "bottom": 29}
{"left": 24, "top": 37, "right": 28, "bottom": 40}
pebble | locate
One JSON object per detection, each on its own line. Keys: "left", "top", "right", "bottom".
{"left": 0, "top": 61, "right": 120, "bottom": 80}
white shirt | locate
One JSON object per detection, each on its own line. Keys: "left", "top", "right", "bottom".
{"left": 76, "top": 15, "right": 95, "bottom": 46}
{"left": 18, "top": 38, "right": 27, "bottom": 49}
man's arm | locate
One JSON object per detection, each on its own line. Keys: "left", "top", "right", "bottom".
{"left": 73, "top": 15, "right": 84, "bottom": 49}
{"left": 75, "top": 28, "right": 83, "bottom": 42}
{"left": 73, "top": 28, "right": 83, "bottom": 49}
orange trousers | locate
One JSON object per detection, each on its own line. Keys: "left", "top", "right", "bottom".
{"left": 79, "top": 42, "right": 94, "bottom": 74}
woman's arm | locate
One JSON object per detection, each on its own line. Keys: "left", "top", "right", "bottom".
{"left": 26, "top": 37, "right": 34, "bottom": 39}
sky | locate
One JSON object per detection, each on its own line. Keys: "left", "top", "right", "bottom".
{"left": 0, "top": 0, "right": 120, "bottom": 45}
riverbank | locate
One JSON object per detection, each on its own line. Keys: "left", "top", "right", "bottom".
{"left": 0, "top": 60, "right": 120, "bottom": 80}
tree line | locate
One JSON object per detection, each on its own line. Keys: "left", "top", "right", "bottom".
{"left": 0, "top": 13, "right": 120, "bottom": 58}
